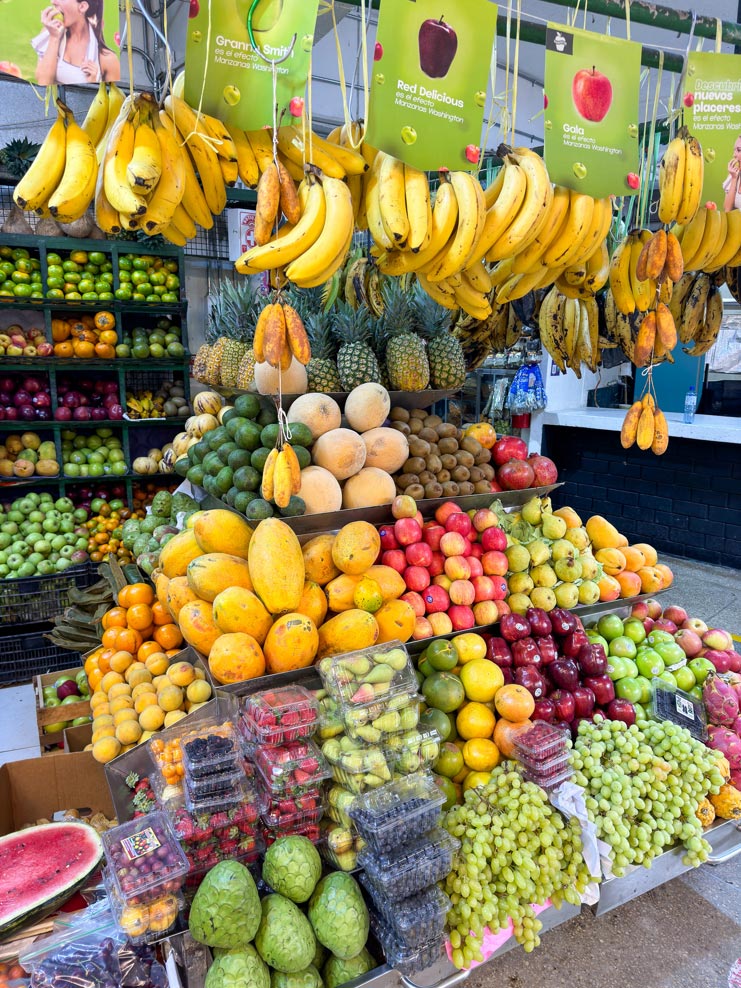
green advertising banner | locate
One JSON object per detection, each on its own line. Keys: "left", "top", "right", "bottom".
{"left": 543, "top": 24, "right": 641, "bottom": 199}
{"left": 0, "top": 0, "right": 121, "bottom": 85}
{"left": 365, "top": 0, "right": 499, "bottom": 172}
{"left": 683, "top": 52, "right": 741, "bottom": 210}
{"left": 185, "top": 0, "right": 320, "bottom": 132}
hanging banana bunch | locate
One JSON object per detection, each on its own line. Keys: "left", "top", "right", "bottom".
{"left": 657, "top": 126, "right": 704, "bottom": 226}
{"left": 261, "top": 441, "right": 302, "bottom": 509}
{"left": 537, "top": 285, "right": 602, "bottom": 377}
{"left": 621, "top": 387, "right": 669, "bottom": 456}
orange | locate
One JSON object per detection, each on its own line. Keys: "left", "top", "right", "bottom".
{"left": 54, "top": 341, "right": 74, "bottom": 358}
{"left": 456, "top": 702, "right": 496, "bottom": 740}
{"left": 88, "top": 668, "right": 103, "bottom": 692}
{"left": 153, "top": 623, "right": 183, "bottom": 651}
{"left": 116, "top": 627, "right": 143, "bottom": 654}
{"left": 459, "top": 659, "right": 504, "bottom": 702}
{"left": 452, "top": 633, "right": 487, "bottom": 664}
{"left": 462, "top": 738, "right": 500, "bottom": 772}
{"left": 166, "top": 648, "right": 181, "bottom": 658}
{"left": 94, "top": 310, "right": 115, "bottom": 331}
{"left": 126, "top": 603, "right": 154, "bottom": 631}
{"left": 119, "top": 583, "right": 154, "bottom": 608}
{"left": 97, "top": 650, "right": 113, "bottom": 674}
{"left": 493, "top": 717, "right": 533, "bottom": 757}
{"left": 102, "top": 606, "right": 128, "bottom": 630}
{"left": 98, "top": 328, "right": 117, "bottom": 345}
{"left": 101, "top": 627, "right": 122, "bottom": 650}
{"left": 151, "top": 601, "right": 171, "bottom": 626}
{"left": 94, "top": 342, "right": 115, "bottom": 359}
{"left": 138, "top": 640, "right": 163, "bottom": 663}
{"left": 494, "top": 684, "right": 535, "bottom": 721}
{"left": 73, "top": 339, "right": 95, "bottom": 358}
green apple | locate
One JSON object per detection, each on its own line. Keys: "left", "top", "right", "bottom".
{"left": 586, "top": 632, "right": 610, "bottom": 653}
{"left": 607, "top": 656, "right": 629, "bottom": 681}
{"left": 616, "top": 677, "right": 643, "bottom": 703}
{"left": 609, "top": 636, "right": 637, "bottom": 660}
{"left": 658, "top": 670, "right": 677, "bottom": 688}
{"left": 674, "top": 666, "right": 697, "bottom": 692}
{"left": 635, "top": 649, "right": 665, "bottom": 678}
{"left": 635, "top": 675, "right": 653, "bottom": 704}
{"left": 647, "top": 630, "right": 674, "bottom": 646}
{"left": 688, "top": 685, "right": 704, "bottom": 702}
{"left": 654, "top": 641, "right": 687, "bottom": 668}
{"left": 688, "top": 657, "right": 715, "bottom": 686}
{"left": 622, "top": 617, "right": 647, "bottom": 645}
{"left": 621, "top": 658, "right": 639, "bottom": 678}
{"left": 597, "top": 614, "right": 624, "bottom": 641}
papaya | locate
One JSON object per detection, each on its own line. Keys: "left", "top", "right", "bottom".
{"left": 166, "top": 575, "right": 199, "bottom": 620}
{"left": 263, "top": 613, "right": 319, "bottom": 673}
{"left": 585, "top": 515, "right": 623, "bottom": 551}
{"left": 187, "top": 553, "right": 254, "bottom": 602}
{"left": 155, "top": 572, "right": 170, "bottom": 609}
{"left": 295, "top": 581, "right": 328, "bottom": 628}
{"left": 331, "top": 521, "right": 381, "bottom": 575}
{"left": 620, "top": 546, "right": 646, "bottom": 572}
{"left": 212, "top": 586, "right": 272, "bottom": 643}
{"left": 193, "top": 509, "right": 253, "bottom": 558}
{"left": 209, "top": 632, "right": 265, "bottom": 685}
{"left": 553, "top": 506, "right": 582, "bottom": 529}
{"left": 594, "top": 547, "right": 627, "bottom": 576}
{"left": 597, "top": 574, "right": 621, "bottom": 602}
{"left": 326, "top": 573, "right": 363, "bottom": 612}
{"left": 159, "top": 530, "right": 202, "bottom": 579}
{"left": 374, "top": 599, "right": 416, "bottom": 643}
{"left": 363, "top": 565, "right": 406, "bottom": 602}
{"left": 631, "top": 542, "right": 657, "bottom": 566}
{"left": 302, "top": 533, "right": 340, "bottom": 586}
{"left": 177, "top": 600, "right": 221, "bottom": 656}
{"left": 248, "top": 518, "right": 304, "bottom": 614}
{"left": 317, "top": 609, "right": 379, "bottom": 659}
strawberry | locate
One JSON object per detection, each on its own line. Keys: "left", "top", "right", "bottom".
{"left": 292, "top": 769, "right": 312, "bottom": 786}
{"left": 281, "top": 711, "right": 300, "bottom": 727}
{"left": 300, "top": 757, "right": 319, "bottom": 773}
{"left": 210, "top": 811, "right": 229, "bottom": 829}
{"left": 220, "top": 839, "right": 239, "bottom": 854}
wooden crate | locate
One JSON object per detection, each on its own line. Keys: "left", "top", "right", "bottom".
{"left": 35, "top": 667, "right": 91, "bottom": 747}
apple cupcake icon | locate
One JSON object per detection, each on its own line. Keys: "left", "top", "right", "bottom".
{"left": 572, "top": 67, "right": 613, "bottom": 123}
{"left": 418, "top": 16, "right": 458, "bottom": 79}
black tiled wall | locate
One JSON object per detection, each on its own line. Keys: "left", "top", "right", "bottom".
{"left": 542, "top": 426, "right": 741, "bottom": 568}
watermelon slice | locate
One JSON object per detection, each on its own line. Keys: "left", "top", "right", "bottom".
{"left": 0, "top": 821, "right": 103, "bottom": 938}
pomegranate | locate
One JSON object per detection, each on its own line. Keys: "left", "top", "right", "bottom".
{"left": 527, "top": 454, "right": 558, "bottom": 486}
{"left": 497, "top": 459, "right": 535, "bottom": 490}
{"left": 492, "top": 435, "right": 528, "bottom": 466}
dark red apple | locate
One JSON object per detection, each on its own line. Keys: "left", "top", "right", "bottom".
{"left": 515, "top": 666, "right": 546, "bottom": 699}
{"left": 536, "top": 635, "right": 558, "bottom": 665}
{"left": 577, "top": 643, "right": 608, "bottom": 676}
{"left": 526, "top": 608, "right": 552, "bottom": 637}
{"left": 533, "top": 697, "right": 556, "bottom": 723}
{"left": 418, "top": 16, "right": 458, "bottom": 79}
{"left": 572, "top": 66, "right": 613, "bottom": 122}
{"left": 403, "top": 566, "right": 430, "bottom": 593}
{"left": 467, "top": 557, "right": 483, "bottom": 579}
{"left": 423, "top": 584, "right": 449, "bottom": 613}
{"left": 561, "top": 630, "right": 589, "bottom": 658}
{"left": 606, "top": 699, "right": 636, "bottom": 726}
{"left": 486, "top": 637, "right": 513, "bottom": 668}
{"left": 550, "top": 608, "right": 578, "bottom": 637}
{"left": 572, "top": 685, "right": 596, "bottom": 719}
{"left": 551, "top": 689, "right": 576, "bottom": 722}
{"left": 394, "top": 518, "right": 423, "bottom": 545}
{"left": 662, "top": 605, "right": 688, "bottom": 625}
{"left": 448, "top": 604, "right": 475, "bottom": 631}
{"left": 497, "top": 459, "right": 535, "bottom": 491}
{"left": 653, "top": 618, "right": 678, "bottom": 635}
{"left": 480, "top": 527, "right": 507, "bottom": 552}
{"left": 512, "top": 638, "right": 542, "bottom": 668}
{"left": 500, "top": 613, "right": 531, "bottom": 642}
{"left": 584, "top": 674, "right": 615, "bottom": 706}
{"left": 378, "top": 525, "right": 398, "bottom": 551}
{"left": 550, "top": 658, "right": 580, "bottom": 691}
{"left": 401, "top": 591, "right": 425, "bottom": 617}
{"left": 382, "top": 549, "right": 407, "bottom": 574}
{"left": 423, "top": 523, "right": 445, "bottom": 551}
{"left": 428, "top": 551, "right": 445, "bottom": 577}
{"left": 492, "top": 435, "right": 528, "bottom": 466}
{"left": 406, "top": 542, "right": 433, "bottom": 568}
{"left": 445, "top": 513, "right": 473, "bottom": 538}
{"left": 527, "top": 454, "right": 558, "bottom": 486}
{"left": 643, "top": 617, "right": 656, "bottom": 635}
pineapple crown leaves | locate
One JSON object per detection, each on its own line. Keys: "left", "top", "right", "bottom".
{"left": 380, "top": 279, "right": 420, "bottom": 339}
{"left": 207, "top": 278, "right": 259, "bottom": 343}
{"left": 411, "top": 281, "right": 452, "bottom": 339}
{"left": 285, "top": 286, "right": 325, "bottom": 321}
{"left": 1, "top": 138, "right": 42, "bottom": 178}
{"left": 331, "top": 299, "right": 376, "bottom": 345}
{"left": 305, "top": 310, "right": 338, "bottom": 359}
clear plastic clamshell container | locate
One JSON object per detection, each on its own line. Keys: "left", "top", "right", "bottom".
{"left": 105, "top": 871, "right": 182, "bottom": 944}
{"left": 521, "top": 758, "right": 574, "bottom": 790}
{"left": 317, "top": 641, "right": 416, "bottom": 709}
{"left": 369, "top": 911, "right": 446, "bottom": 977}
{"left": 360, "top": 874, "right": 449, "bottom": 948}
{"left": 349, "top": 772, "right": 444, "bottom": 855}
{"left": 253, "top": 738, "right": 330, "bottom": 795}
{"left": 358, "top": 827, "right": 460, "bottom": 902}
{"left": 343, "top": 692, "right": 422, "bottom": 744}
{"left": 262, "top": 817, "right": 322, "bottom": 846}
{"left": 240, "top": 685, "right": 319, "bottom": 745}
{"left": 386, "top": 728, "right": 441, "bottom": 776}
{"left": 181, "top": 724, "right": 241, "bottom": 779}
{"left": 321, "top": 736, "right": 395, "bottom": 794}
{"left": 102, "top": 811, "right": 189, "bottom": 905}
{"left": 319, "top": 819, "right": 365, "bottom": 872}
{"left": 168, "top": 785, "right": 261, "bottom": 845}
{"left": 184, "top": 776, "right": 255, "bottom": 818}
{"left": 185, "top": 765, "right": 245, "bottom": 802}
{"left": 512, "top": 721, "right": 570, "bottom": 767}
{"left": 182, "top": 835, "right": 263, "bottom": 883}
{"left": 260, "top": 789, "right": 324, "bottom": 831}
{"left": 324, "top": 784, "right": 358, "bottom": 828}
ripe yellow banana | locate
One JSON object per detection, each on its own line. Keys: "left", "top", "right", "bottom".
{"left": 93, "top": 156, "right": 122, "bottom": 236}
{"left": 483, "top": 167, "right": 505, "bottom": 208}
{"left": 139, "top": 116, "right": 186, "bottom": 236}
{"left": 170, "top": 202, "right": 197, "bottom": 240}
{"left": 629, "top": 232, "right": 655, "bottom": 312}
{"left": 14, "top": 106, "right": 67, "bottom": 213}
{"left": 277, "top": 126, "right": 345, "bottom": 179}
{"left": 376, "top": 175, "right": 458, "bottom": 274}
{"left": 454, "top": 275, "right": 492, "bottom": 319}
{"left": 657, "top": 132, "right": 686, "bottom": 224}
{"left": 404, "top": 165, "right": 431, "bottom": 252}
{"left": 677, "top": 132, "right": 704, "bottom": 226}
{"left": 377, "top": 152, "right": 410, "bottom": 245}
{"left": 226, "top": 124, "right": 259, "bottom": 188}
{"left": 127, "top": 101, "right": 162, "bottom": 193}
{"left": 464, "top": 259, "right": 492, "bottom": 293}
{"left": 246, "top": 129, "right": 275, "bottom": 172}
{"left": 425, "top": 171, "right": 486, "bottom": 282}
{"left": 468, "top": 157, "right": 528, "bottom": 265}
{"left": 418, "top": 273, "right": 459, "bottom": 309}
{"left": 159, "top": 111, "right": 213, "bottom": 230}
{"left": 687, "top": 207, "right": 723, "bottom": 271}
{"left": 572, "top": 196, "right": 613, "bottom": 266}
{"left": 81, "top": 80, "right": 109, "bottom": 148}
{"left": 48, "top": 109, "right": 98, "bottom": 222}
{"left": 285, "top": 178, "right": 354, "bottom": 286}
{"left": 486, "top": 146, "right": 553, "bottom": 261}
{"left": 609, "top": 236, "right": 636, "bottom": 315}
{"left": 307, "top": 127, "right": 368, "bottom": 176}
{"left": 235, "top": 178, "right": 326, "bottom": 273}
{"left": 703, "top": 209, "right": 741, "bottom": 272}
{"left": 197, "top": 111, "right": 238, "bottom": 162}
{"left": 164, "top": 98, "right": 225, "bottom": 215}
{"left": 511, "top": 184, "right": 570, "bottom": 274}
{"left": 103, "top": 103, "right": 148, "bottom": 218}
{"left": 621, "top": 401, "right": 643, "bottom": 448}
{"left": 583, "top": 240, "right": 610, "bottom": 294}
{"left": 365, "top": 163, "right": 395, "bottom": 251}
{"left": 542, "top": 191, "right": 594, "bottom": 268}
{"left": 683, "top": 285, "right": 723, "bottom": 355}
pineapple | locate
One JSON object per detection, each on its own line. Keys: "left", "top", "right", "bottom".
{"left": 203, "top": 337, "right": 226, "bottom": 387}
{"left": 306, "top": 311, "right": 342, "bottom": 392}
{"left": 381, "top": 281, "right": 430, "bottom": 391}
{"left": 236, "top": 349, "right": 257, "bottom": 390}
{"left": 192, "top": 344, "right": 210, "bottom": 383}
{"left": 206, "top": 279, "right": 259, "bottom": 389}
{"left": 0, "top": 137, "right": 42, "bottom": 178}
{"left": 413, "top": 286, "right": 466, "bottom": 389}
{"left": 332, "top": 301, "right": 383, "bottom": 390}
{"left": 371, "top": 320, "right": 392, "bottom": 391}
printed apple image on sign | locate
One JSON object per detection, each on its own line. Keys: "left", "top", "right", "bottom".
{"left": 572, "top": 67, "right": 613, "bottom": 123}
{"left": 419, "top": 16, "right": 458, "bottom": 79}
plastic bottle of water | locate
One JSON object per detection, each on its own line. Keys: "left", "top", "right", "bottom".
{"left": 683, "top": 386, "right": 697, "bottom": 424}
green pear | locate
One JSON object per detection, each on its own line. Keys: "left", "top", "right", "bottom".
{"left": 554, "top": 582, "right": 579, "bottom": 608}
{"left": 565, "top": 526, "right": 590, "bottom": 551}
{"left": 530, "top": 587, "right": 557, "bottom": 611}
{"left": 530, "top": 563, "right": 558, "bottom": 588}
{"left": 580, "top": 552, "right": 600, "bottom": 580}
{"left": 578, "top": 581, "right": 600, "bottom": 605}
{"left": 551, "top": 538, "right": 577, "bottom": 561}
{"left": 541, "top": 514, "right": 567, "bottom": 540}
{"left": 508, "top": 572, "right": 535, "bottom": 595}
{"left": 554, "top": 556, "right": 583, "bottom": 582}
{"left": 506, "top": 543, "right": 531, "bottom": 572}
{"left": 521, "top": 497, "right": 543, "bottom": 526}
{"left": 527, "top": 539, "right": 551, "bottom": 566}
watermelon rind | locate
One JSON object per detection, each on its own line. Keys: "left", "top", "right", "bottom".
{"left": 0, "top": 821, "right": 104, "bottom": 938}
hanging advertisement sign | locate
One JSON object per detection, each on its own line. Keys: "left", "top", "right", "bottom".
{"left": 365, "top": 0, "right": 499, "bottom": 172}
{"left": 543, "top": 24, "right": 641, "bottom": 199}
{"left": 683, "top": 52, "right": 741, "bottom": 210}
{"left": 0, "top": 0, "right": 121, "bottom": 85}
{"left": 185, "top": 0, "right": 320, "bottom": 132}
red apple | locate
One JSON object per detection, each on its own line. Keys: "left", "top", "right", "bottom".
{"left": 472, "top": 576, "right": 496, "bottom": 602}
{"left": 440, "top": 531, "right": 467, "bottom": 557}
{"left": 423, "top": 523, "right": 445, "bottom": 551}
{"left": 481, "top": 528, "right": 507, "bottom": 552}
{"left": 394, "top": 518, "right": 423, "bottom": 546}
{"left": 403, "top": 566, "right": 431, "bottom": 593}
{"left": 674, "top": 628, "right": 703, "bottom": 658}
{"left": 683, "top": 92, "right": 695, "bottom": 107}
{"left": 662, "top": 605, "right": 688, "bottom": 625}
{"left": 413, "top": 616, "right": 434, "bottom": 641}
{"left": 643, "top": 617, "right": 655, "bottom": 635}
{"left": 445, "top": 512, "right": 473, "bottom": 538}
{"left": 653, "top": 618, "right": 677, "bottom": 635}
{"left": 515, "top": 667, "right": 547, "bottom": 699}
{"left": 537, "top": 635, "right": 558, "bottom": 665}
{"left": 551, "top": 690, "right": 576, "bottom": 722}
{"left": 468, "top": 543, "right": 483, "bottom": 560}
{"left": 378, "top": 525, "right": 399, "bottom": 551}
{"left": 512, "top": 638, "right": 542, "bottom": 668}
{"left": 428, "top": 551, "right": 445, "bottom": 577}
{"left": 472, "top": 508, "right": 499, "bottom": 533}
{"left": 681, "top": 617, "right": 708, "bottom": 635}
{"left": 405, "top": 542, "right": 433, "bottom": 568}
{"left": 527, "top": 454, "right": 558, "bottom": 486}
{"left": 486, "top": 637, "right": 513, "bottom": 667}
{"left": 401, "top": 591, "right": 426, "bottom": 617}
{"left": 550, "top": 658, "right": 580, "bottom": 690}
{"left": 561, "top": 630, "right": 589, "bottom": 658}
{"left": 482, "top": 549, "right": 508, "bottom": 576}
{"left": 533, "top": 697, "right": 556, "bottom": 723}
{"left": 423, "top": 584, "right": 450, "bottom": 614}
{"left": 704, "top": 649, "right": 733, "bottom": 673}
{"left": 626, "top": 173, "right": 640, "bottom": 190}
{"left": 526, "top": 608, "right": 552, "bottom": 637}
{"left": 490, "top": 481, "right": 503, "bottom": 493}
{"left": 444, "top": 555, "right": 471, "bottom": 581}
{"left": 572, "top": 685, "right": 596, "bottom": 719}
{"left": 492, "top": 436, "right": 528, "bottom": 466}
{"left": 497, "top": 459, "right": 535, "bottom": 491}
{"left": 500, "top": 613, "right": 531, "bottom": 642}
{"left": 467, "top": 557, "right": 483, "bottom": 579}
{"left": 434, "top": 502, "right": 461, "bottom": 526}
{"left": 578, "top": 643, "right": 608, "bottom": 677}
{"left": 645, "top": 598, "right": 663, "bottom": 620}
{"left": 572, "top": 67, "right": 613, "bottom": 122}
{"left": 584, "top": 675, "right": 615, "bottom": 706}
{"left": 473, "top": 600, "right": 499, "bottom": 626}
{"left": 631, "top": 602, "right": 649, "bottom": 620}
{"left": 495, "top": 600, "right": 511, "bottom": 619}
{"left": 606, "top": 699, "right": 636, "bottom": 726}
{"left": 448, "top": 605, "right": 476, "bottom": 631}
{"left": 703, "top": 628, "right": 733, "bottom": 651}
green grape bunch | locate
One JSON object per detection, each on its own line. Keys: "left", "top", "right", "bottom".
{"left": 442, "top": 765, "right": 593, "bottom": 969}
{"left": 570, "top": 716, "right": 725, "bottom": 877}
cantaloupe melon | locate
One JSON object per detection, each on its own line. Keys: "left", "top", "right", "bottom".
{"left": 344, "top": 383, "right": 390, "bottom": 432}
{"left": 299, "top": 466, "right": 342, "bottom": 514}
{"left": 312, "top": 428, "right": 366, "bottom": 480}
{"left": 288, "top": 393, "right": 341, "bottom": 439}
{"left": 342, "top": 467, "right": 396, "bottom": 509}
{"left": 361, "top": 427, "right": 409, "bottom": 473}
{"left": 254, "top": 358, "right": 308, "bottom": 396}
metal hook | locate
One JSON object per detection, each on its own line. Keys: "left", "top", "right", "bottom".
{"left": 247, "top": 0, "right": 297, "bottom": 65}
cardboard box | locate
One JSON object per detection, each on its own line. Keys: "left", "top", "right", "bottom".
{"left": 0, "top": 752, "right": 114, "bottom": 836}
{"left": 64, "top": 723, "right": 93, "bottom": 753}
{"left": 35, "top": 667, "right": 91, "bottom": 748}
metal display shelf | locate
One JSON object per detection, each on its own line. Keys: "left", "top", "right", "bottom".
{"left": 0, "top": 417, "right": 188, "bottom": 432}
{"left": 215, "top": 389, "right": 459, "bottom": 412}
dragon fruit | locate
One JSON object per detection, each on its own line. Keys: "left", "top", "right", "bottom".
{"left": 728, "top": 651, "right": 741, "bottom": 673}
{"left": 731, "top": 769, "right": 741, "bottom": 791}
{"left": 703, "top": 675, "right": 739, "bottom": 726}
{"left": 707, "top": 725, "right": 741, "bottom": 771}
{"left": 734, "top": 716, "right": 741, "bottom": 737}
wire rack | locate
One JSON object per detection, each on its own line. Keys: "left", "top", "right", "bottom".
{"left": 127, "top": 369, "right": 188, "bottom": 392}
{"left": 183, "top": 211, "right": 231, "bottom": 261}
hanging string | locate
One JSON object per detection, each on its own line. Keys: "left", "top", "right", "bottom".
{"left": 510, "top": 0, "right": 522, "bottom": 147}
{"left": 500, "top": 0, "right": 512, "bottom": 145}
{"left": 639, "top": 53, "right": 663, "bottom": 228}
{"left": 582, "top": 0, "right": 589, "bottom": 31}
{"left": 330, "top": 0, "right": 360, "bottom": 145}
{"left": 624, "top": 0, "right": 631, "bottom": 41}
{"left": 124, "top": 0, "right": 135, "bottom": 97}
{"left": 715, "top": 17, "right": 723, "bottom": 53}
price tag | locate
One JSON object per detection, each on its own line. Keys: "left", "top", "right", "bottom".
{"left": 675, "top": 694, "right": 695, "bottom": 721}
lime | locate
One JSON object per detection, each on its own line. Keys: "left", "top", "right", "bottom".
{"left": 425, "top": 640, "right": 458, "bottom": 671}
{"left": 433, "top": 741, "right": 464, "bottom": 779}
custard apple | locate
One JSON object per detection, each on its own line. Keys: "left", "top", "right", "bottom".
{"left": 262, "top": 836, "right": 322, "bottom": 903}
{"left": 323, "top": 948, "right": 376, "bottom": 988}
{"left": 205, "top": 945, "right": 270, "bottom": 988}
{"left": 271, "top": 965, "right": 323, "bottom": 988}
{"left": 308, "top": 874, "right": 368, "bottom": 960}
{"left": 312, "top": 943, "right": 326, "bottom": 971}
{"left": 190, "top": 860, "right": 261, "bottom": 948}
{"left": 255, "top": 894, "right": 317, "bottom": 973}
